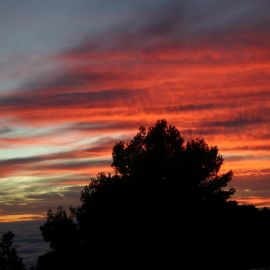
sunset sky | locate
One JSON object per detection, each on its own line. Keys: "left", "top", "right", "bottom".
{"left": 0, "top": 0, "right": 270, "bottom": 222}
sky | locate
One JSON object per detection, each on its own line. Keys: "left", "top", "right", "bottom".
{"left": 0, "top": 0, "right": 270, "bottom": 222}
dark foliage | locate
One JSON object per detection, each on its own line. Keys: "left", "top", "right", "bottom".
{"left": 112, "top": 120, "right": 234, "bottom": 204}
{"left": 37, "top": 120, "right": 270, "bottom": 270}
{"left": 40, "top": 207, "right": 78, "bottom": 251}
{"left": 0, "top": 231, "right": 25, "bottom": 270}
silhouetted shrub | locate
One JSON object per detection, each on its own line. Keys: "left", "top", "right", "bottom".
{"left": 0, "top": 231, "right": 25, "bottom": 270}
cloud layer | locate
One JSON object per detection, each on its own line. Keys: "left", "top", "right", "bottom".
{"left": 0, "top": 0, "right": 270, "bottom": 220}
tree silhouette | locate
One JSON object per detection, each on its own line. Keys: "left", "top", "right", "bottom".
{"left": 0, "top": 231, "right": 25, "bottom": 270}
{"left": 38, "top": 120, "right": 239, "bottom": 269}
{"left": 112, "top": 119, "right": 234, "bottom": 204}
{"left": 40, "top": 207, "right": 78, "bottom": 251}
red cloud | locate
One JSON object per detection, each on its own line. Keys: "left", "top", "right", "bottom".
{"left": 1, "top": 0, "right": 270, "bottom": 218}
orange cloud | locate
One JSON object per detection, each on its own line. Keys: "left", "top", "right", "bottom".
{"left": 0, "top": 214, "right": 45, "bottom": 223}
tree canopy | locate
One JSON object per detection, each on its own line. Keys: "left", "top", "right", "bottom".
{"left": 38, "top": 120, "right": 240, "bottom": 269}
{"left": 112, "top": 119, "right": 234, "bottom": 203}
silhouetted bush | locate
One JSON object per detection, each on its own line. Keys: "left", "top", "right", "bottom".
{"left": 0, "top": 231, "right": 25, "bottom": 270}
